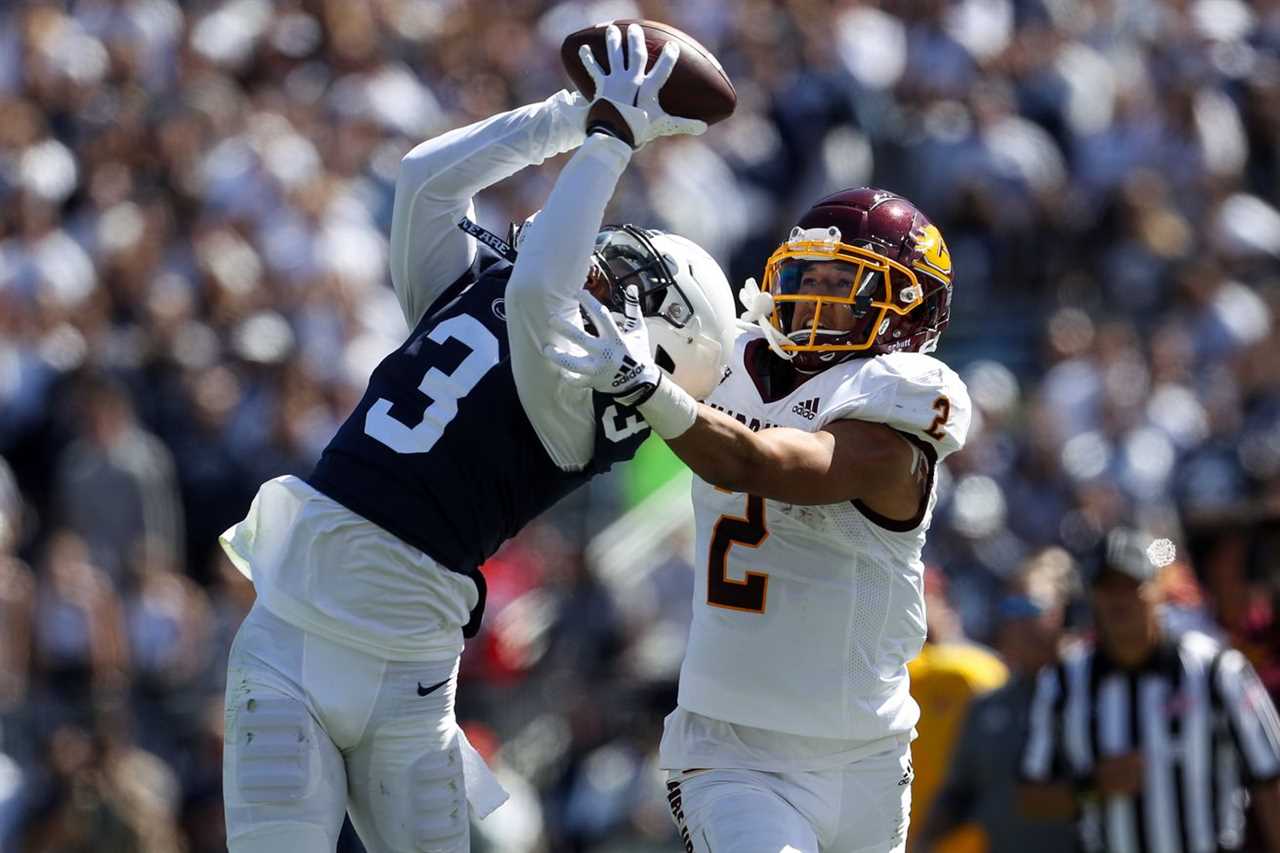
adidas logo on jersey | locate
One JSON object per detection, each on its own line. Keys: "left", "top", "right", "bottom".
{"left": 791, "top": 397, "right": 820, "bottom": 420}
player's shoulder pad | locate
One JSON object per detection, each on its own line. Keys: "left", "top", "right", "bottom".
{"left": 821, "top": 351, "right": 971, "bottom": 460}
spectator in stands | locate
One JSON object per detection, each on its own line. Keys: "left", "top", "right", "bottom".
{"left": 920, "top": 548, "right": 1080, "bottom": 853}
{"left": 92, "top": 709, "right": 187, "bottom": 853}
{"left": 906, "top": 568, "right": 1008, "bottom": 853}
{"left": 0, "top": 459, "right": 33, "bottom": 718}
{"left": 31, "top": 531, "right": 128, "bottom": 719}
{"left": 16, "top": 724, "right": 142, "bottom": 853}
{"left": 121, "top": 541, "right": 215, "bottom": 762}
{"left": 177, "top": 698, "right": 230, "bottom": 853}
{"left": 53, "top": 375, "right": 183, "bottom": 583}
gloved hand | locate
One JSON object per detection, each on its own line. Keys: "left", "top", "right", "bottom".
{"left": 544, "top": 285, "right": 662, "bottom": 406}
{"left": 578, "top": 23, "right": 707, "bottom": 149}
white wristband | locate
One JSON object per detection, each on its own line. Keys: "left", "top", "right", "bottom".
{"left": 637, "top": 376, "right": 698, "bottom": 439}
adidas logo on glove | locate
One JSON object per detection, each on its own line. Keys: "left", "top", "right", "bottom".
{"left": 612, "top": 355, "right": 645, "bottom": 388}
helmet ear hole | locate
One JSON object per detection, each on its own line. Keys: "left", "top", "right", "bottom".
{"left": 654, "top": 345, "right": 676, "bottom": 374}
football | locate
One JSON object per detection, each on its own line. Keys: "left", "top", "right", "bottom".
{"left": 560, "top": 19, "right": 737, "bottom": 127}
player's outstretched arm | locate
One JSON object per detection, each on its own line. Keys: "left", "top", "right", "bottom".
{"left": 390, "top": 89, "right": 590, "bottom": 327}
{"left": 546, "top": 291, "right": 926, "bottom": 513}
{"left": 666, "top": 407, "right": 924, "bottom": 511}
{"left": 504, "top": 131, "right": 632, "bottom": 474}
{"left": 509, "top": 25, "right": 699, "bottom": 472}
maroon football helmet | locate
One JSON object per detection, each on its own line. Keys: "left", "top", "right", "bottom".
{"left": 761, "top": 187, "right": 954, "bottom": 372}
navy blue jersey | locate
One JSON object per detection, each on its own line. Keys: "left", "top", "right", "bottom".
{"left": 308, "top": 248, "right": 650, "bottom": 635}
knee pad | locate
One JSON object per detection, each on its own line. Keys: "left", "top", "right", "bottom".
{"left": 410, "top": 741, "right": 468, "bottom": 851}
{"left": 227, "top": 823, "right": 334, "bottom": 853}
{"left": 358, "top": 737, "right": 469, "bottom": 852}
{"left": 228, "top": 691, "right": 320, "bottom": 804}
{"left": 669, "top": 770, "right": 820, "bottom": 853}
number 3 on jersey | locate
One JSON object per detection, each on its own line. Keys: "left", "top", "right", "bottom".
{"left": 707, "top": 493, "right": 769, "bottom": 613}
{"left": 364, "top": 314, "right": 499, "bottom": 454}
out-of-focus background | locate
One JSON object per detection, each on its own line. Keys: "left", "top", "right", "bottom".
{"left": 0, "top": 0, "right": 1277, "bottom": 850}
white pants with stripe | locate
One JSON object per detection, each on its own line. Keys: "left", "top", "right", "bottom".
{"left": 665, "top": 742, "right": 912, "bottom": 853}
{"left": 222, "top": 603, "right": 505, "bottom": 852}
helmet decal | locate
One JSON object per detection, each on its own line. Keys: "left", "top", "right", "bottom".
{"left": 913, "top": 223, "right": 952, "bottom": 278}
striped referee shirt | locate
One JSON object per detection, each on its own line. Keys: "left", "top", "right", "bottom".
{"left": 1021, "top": 631, "right": 1280, "bottom": 853}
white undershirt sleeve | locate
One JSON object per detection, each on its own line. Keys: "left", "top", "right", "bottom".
{"left": 389, "top": 90, "right": 589, "bottom": 328}
{"left": 505, "top": 133, "right": 634, "bottom": 471}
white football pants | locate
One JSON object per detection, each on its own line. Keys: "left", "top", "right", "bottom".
{"left": 223, "top": 604, "right": 502, "bottom": 852}
{"left": 665, "top": 742, "right": 912, "bottom": 853}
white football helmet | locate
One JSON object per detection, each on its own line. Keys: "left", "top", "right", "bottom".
{"left": 591, "top": 225, "right": 737, "bottom": 399}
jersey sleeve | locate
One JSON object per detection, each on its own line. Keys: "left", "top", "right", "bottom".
{"left": 506, "top": 134, "right": 634, "bottom": 472}
{"left": 822, "top": 352, "right": 972, "bottom": 461}
{"left": 1213, "top": 649, "right": 1280, "bottom": 783}
{"left": 389, "top": 89, "right": 589, "bottom": 328}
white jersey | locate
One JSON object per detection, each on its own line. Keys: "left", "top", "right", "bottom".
{"left": 674, "top": 329, "right": 970, "bottom": 744}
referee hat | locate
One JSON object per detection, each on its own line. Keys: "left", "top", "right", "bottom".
{"left": 1089, "top": 527, "right": 1172, "bottom": 585}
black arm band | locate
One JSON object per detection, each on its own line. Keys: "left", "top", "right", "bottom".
{"left": 587, "top": 122, "right": 635, "bottom": 149}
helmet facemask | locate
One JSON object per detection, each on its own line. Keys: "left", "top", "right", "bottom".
{"left": 763, "top": 226, "right": 950, "bottom": 370}
{"left": 590, "top": 225, "right": 698, "bottom": 372}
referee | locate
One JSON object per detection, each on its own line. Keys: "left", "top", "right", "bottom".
{"left": 1019, "top": 528, "right": 1280, "bottom": 852}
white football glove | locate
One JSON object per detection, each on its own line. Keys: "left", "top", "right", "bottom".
{"left": 544, "top": 285, "right": 662, "bottom": 406}
{"left": 578, "top": 23, "right": 707, "bottom": 149}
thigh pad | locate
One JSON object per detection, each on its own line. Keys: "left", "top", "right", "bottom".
{"left": 352, "top": 734, "right": 469, "bottom": 853}
{"left": 228, "top": 689, "right": 321, "bottom": 804}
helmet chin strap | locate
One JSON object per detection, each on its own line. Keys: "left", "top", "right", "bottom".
{"left": 787, "top": 328, "right": 848, "bottom": 345}
{"left": 786, "top": 329, "right": 847, "bottom": 373}
{"left": 737, "top": 277, "right": 794, "bottom": 361}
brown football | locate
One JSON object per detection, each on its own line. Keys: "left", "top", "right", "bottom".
{"left": 560, "top": 19, "right": 736, "bottom": 126}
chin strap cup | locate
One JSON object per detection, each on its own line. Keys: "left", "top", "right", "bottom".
{"left": 737, "top": 277, "right": 793, "bottom": 360}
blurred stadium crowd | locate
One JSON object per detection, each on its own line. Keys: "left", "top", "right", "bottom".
{"left": 0, "top": 0, "right": 1277, "bottom": 850}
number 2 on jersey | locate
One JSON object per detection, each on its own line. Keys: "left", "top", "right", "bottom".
{"left": 924, "top": 395, "right": 950, "bottom": 440}
{"left": 707, "top": 493, "right": 769, "bottom": 613}
{"left": 364, "top": 314, "right": 499, "bottom": 454}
